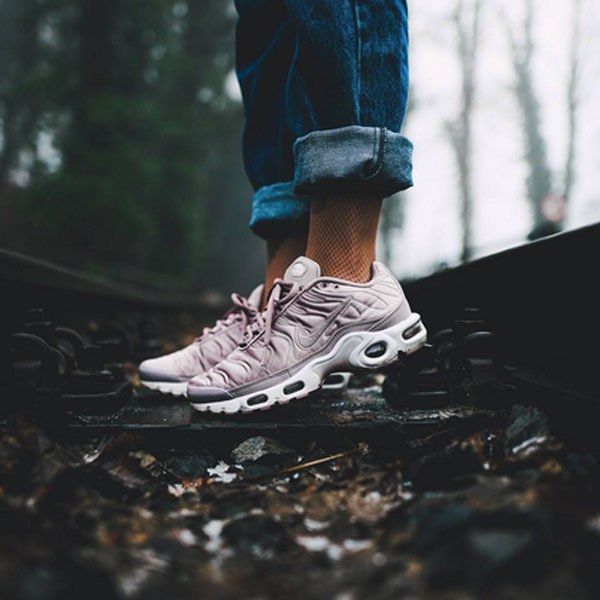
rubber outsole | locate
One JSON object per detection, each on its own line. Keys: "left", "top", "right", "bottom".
{"left": 190, "top": 312, "right": 427, "bottom": 415}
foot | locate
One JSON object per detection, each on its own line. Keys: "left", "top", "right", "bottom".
{"left": 138, "top": 285, "right": 263, "bottom": 396}
{"left": 187, "top": 257, "right": 427, "bottom": 413}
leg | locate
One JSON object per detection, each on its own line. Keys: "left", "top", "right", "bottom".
{"left": 286, "top": 0, "right": 412, "bottom": 281}
{"left": 235, "top": 0, "right": 309, "bottom": 303}
{"left": 141, "top": 2, "right": 321, "bottom": 394}
{"left": 186, "top": 1, "right": 426, "bottom": 413}
{"left": 306, "top": 194, "right": 381, "bottom": 282}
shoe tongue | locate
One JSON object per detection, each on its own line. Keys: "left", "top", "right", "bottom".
{"left": 284, "top": 256, "right": 321, "bottom": 286}
{"left": 247, "top": 284, "right": 264, "bottom": 308}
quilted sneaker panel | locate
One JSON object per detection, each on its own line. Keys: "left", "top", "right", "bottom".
{"left": 188, "top": 257, "right": 411, "bottom": 394}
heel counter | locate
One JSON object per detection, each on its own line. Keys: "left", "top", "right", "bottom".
{"left": 373, "top": 262, "right": 413, "bottom": 318}
{"left": 397, "top": 279, "right": 413, "bottom": 318}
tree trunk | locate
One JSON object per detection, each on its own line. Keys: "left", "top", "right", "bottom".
{"left": 447, "top": 0, "right": 482, "bottom": 263}
{"left": 564, "top": 0, "right": 583, "bottom": 202}
{"left": 505, "top": 0, "right": 555, "bottom": 240}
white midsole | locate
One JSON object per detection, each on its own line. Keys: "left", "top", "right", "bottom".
{"left": 191, "top": 312, "right": 427, "bottom": 415}
{"left": 141, "top": 372, "right": 352, "bottom": 398}
{"left": 140, "top": 380, "right": 189, "bottom": 397}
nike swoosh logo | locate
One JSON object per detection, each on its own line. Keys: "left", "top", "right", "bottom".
{"left": 295, "top": 298, "right": 353, "bottom": 349}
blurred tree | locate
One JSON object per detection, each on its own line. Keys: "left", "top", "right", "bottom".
{"left": 446, "top": 0, "right": 482, "bottom": 263}
{"left": 564, "top": 0, "right": 583, "bottom": 202}
{"left": 0, "top": 0, "right": 261, "bottom": 293}
{"left": 33, "top": 0, "right": 169, "bottom": 272}
{"left": 504, "top": 0, "right": 585, "bottom": 241}
{"left": 379, "top": 90, "right": 416, "bottom": 268}
{"left": 504, "top": 0, "right": 556, "bottom": 240}
{"left": 0, "top": 0, "right": 49, "bottom": 183}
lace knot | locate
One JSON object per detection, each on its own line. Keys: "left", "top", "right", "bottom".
{"left": 240, "top": 280, "right": 301, "bottom": 348}
{"left": 197, "top": 292, "right": 259, "bottom": 341}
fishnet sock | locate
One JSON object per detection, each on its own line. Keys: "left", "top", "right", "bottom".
{"left": 306, "top": 194, "right": 383, "bottom": 283}
{"left": 264, "top": 233, "right": 307, "bottom": 307}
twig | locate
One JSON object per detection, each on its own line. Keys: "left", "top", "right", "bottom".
{"left": 242, "top": 443, "right": 368, "bottom": 482}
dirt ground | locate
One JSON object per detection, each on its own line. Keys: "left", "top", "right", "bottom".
{"left": 2, "top": 384, "right": 600, "bottom": 599}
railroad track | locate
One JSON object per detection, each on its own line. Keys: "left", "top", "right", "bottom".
{"left": 1, "top": 224, "right": 599, "bottom": 440}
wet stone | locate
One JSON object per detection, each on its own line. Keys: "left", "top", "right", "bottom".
{"left": 222, "top": 515, "right": 290, "bottom": 558}
{"left": 466, "top": 529, "right": 539, "bottom": 581}
{"left": 164, "top": 454, "right": 216, "bottom": 481}
{"left": 505, "top": 404, "right": 551, "bottom": 454}
{"left": 240, "top": 463, "right": 278, "bottom": 480}
{"left": 231, "top": 436, "right": 295, "bottom": 466}
{"left": 405, "top": 443, "right": 484, "bottom": 491}
{"left": 422, "top": 522, "right": 559, "bottom": 587}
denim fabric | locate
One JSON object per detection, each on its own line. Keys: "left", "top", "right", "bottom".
{"left": 235, "top": 0, "right": 412, "bottom": 239}
{"left": 249, "top": 181, "right": 309, "bottom": 239}
{"left": 294, "top": 126, "right": 413, "bottom": 195}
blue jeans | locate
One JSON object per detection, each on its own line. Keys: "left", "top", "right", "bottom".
{"left": 235, "top": 0, "right": 413, "bottom": 239}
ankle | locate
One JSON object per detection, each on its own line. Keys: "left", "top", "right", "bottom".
{"left": 307, "top": 250, "right": 374, "bottom": 282}
{"left": 305, "top": 194, "right": 382, "bottom": 283}
{"left": 263, "top": 233, "right": 307, "bottom": 306}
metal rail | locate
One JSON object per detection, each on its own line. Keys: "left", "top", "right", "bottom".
{"left": 404, "top": 222, "right": 600, "bottom": 399}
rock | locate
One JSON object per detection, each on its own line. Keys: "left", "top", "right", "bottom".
{"left": 240, "top": 463, "right": 277, "bottom": 479}
{"left": 231, "top": 436, "right": 294, "bottom": 466}
{"left": 222, "top": 514, "right": 290, "bottom": 558}
{"left": 505, "top": 405, "right": 550, "bottom": 455}
{"left": 406, "top": 442, "right": 483, "bottom": 491}
{"left": 412, "top": 502, "right": 558, "bottom": 587}
{"left": 466, "top": 528, "right": 537, "bottom": 581}
{"left": 413, "top": 503, "right": 474, "bottom": 553}
{"left": 164, "top": 454, "right": 216, "bottom": 481}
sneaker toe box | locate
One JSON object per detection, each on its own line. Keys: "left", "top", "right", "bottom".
{"left": 138, "top": 358, "right": 189, "bottom": 383}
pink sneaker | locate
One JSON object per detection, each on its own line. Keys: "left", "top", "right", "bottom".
{"left": 139, "top": 285, "right": 263, "bottom": 396}
{"left": 187, "top": 257, "right": 427, "bottom": 413}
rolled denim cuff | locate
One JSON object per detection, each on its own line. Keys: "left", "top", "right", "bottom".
{"left": 249, "top": 181, "right": 310, "bottom": 240}
{"left": 293, "top": 126, "right": 413, "bottom": 197}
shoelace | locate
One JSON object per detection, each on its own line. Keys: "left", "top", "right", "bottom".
{"left": 197, "top": 293, "right": 259, "bottom": 341}
{"left": 241, "top": 279, "right": 301, "bottom": 348}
